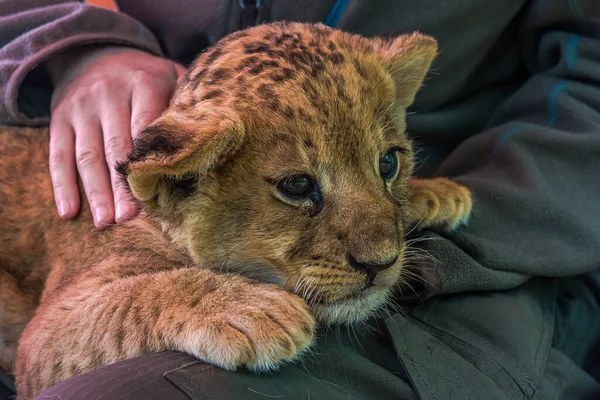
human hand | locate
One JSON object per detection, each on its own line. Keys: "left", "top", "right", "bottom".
{"left": 47, "top": 46, "right": 186, "bottom": 229}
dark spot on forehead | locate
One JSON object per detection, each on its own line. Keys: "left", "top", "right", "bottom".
{"left": 249, "top": 59, "right": 281, "bottom": 76}
{"left": 263, "top": 31, "right": 277, "bottom": 42}
{"left": 298, "top": 108, "right": 312, "bottom": 122}
{"left": 248, "top": 64, "right": 265, "bottom": 75}
{"left": 262, "top": 60, "right": 280, "bottom": 68}
{"left": 301, "top": 80, "right": 320, "bottom": 107}
{"left": 207, "top": 68, "right": 233, "bottom": 84}
{"left": 243, "top": 39, "right": 328, "bottom": 79}
{"left": 244, "top": 42, "right": 270, "bottom": 54}
{"left": 328, "top": 52, "right": 345, "bottom": 65}
{"left": 282, "top": 67, "right": 297, "bottom": 79}
{"left": 235, "top": 91, "right": 251, "bottom": 105}
{"left": 274, "top": 33, "right": 293, "bottom": 45}
{"left": 297, "top": 42, "right": 309, "bottom": 52}
{"left": 205, "top": 46, "right": 223, "bottom": 65}
{"left": 338, "top": 40, "right": 354, "bottom": 52}
{"left": 321, "top": 106, "right": 330, "bottom": 120}
{"left": 308, "top": 24, "right": 332, "bottom": 40}
{"left": 189, "top": 65, "right": 207, "bottom": 84}
{"left": 268, "top": 67, "right": 296, "bottom": 82}
{"left": 309, "top": 63, "right": 325, "bottom": 78}
{"left": 291, "top": 37, "right": 304, "bottom": 49}
{"left": 201, "top": 89, "right": 223, "bottom": 101}
{"left": 257, "top": 83, "right": 276, "bottom": 100}
{"left": 282, "top": 106, "right": 295, "bottom": 119}
{"left": 327, "top": 41, "right": 337, "bottom": 51}
{"left": 262, "top": 99, "right": 280, "bottom": 112}
{"left": 333, "top": 75, "right": 353, "bottom": 107}
{"left": 315, "top": 47, "right": 328, "bottom": 57}
{"left": 256, "top": 84, "right": 282, "bottom": 112}
{"left": 246, "top": 55, "right": 260, "bottom": 64}
{"left": 236, "top": 56, "right": 260, "bottom": 72}
{"left": 290, "top": 50, "right": 323, "bottom": 72}
{"left": 352, "top": 58, "right": 368, "bottom": 80}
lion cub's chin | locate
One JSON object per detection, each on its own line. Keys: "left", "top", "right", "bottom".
{"left": 310, "top": 285, "right": 392, "bottom": 325}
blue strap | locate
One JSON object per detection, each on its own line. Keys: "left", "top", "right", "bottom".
{"left": 324, "top": 0, "right": 350, "bottom": 27}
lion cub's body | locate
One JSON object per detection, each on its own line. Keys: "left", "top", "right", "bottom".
{"left": 0, "top": 126, "right": 193, "bottom": 374}
{"left": 0, "top": 22, "right": 471, "bottom": 399}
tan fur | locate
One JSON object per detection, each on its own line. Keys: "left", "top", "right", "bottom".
{"left": 0, "top": 22, "right": 471, "bottom": 399}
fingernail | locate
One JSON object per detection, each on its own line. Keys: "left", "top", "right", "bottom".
{"left": 58, "top": 200, "right": 71, "bottom": 217}
{"left": 115, "top": 203, "right": 131, "bottom": 221}
{"left": 94, "top": 206, "right": 109, "bottom": 225}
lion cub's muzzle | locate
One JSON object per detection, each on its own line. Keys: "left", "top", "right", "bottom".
{"left": 342, "top": 209, "right": 401, "bottom": 283}
{"left": 347, "top": 253, "right": 399, "bottom": 286}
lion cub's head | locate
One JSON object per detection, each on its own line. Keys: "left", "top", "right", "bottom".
{"left": 118, "top": 22, "right": 437, "bottom": 324}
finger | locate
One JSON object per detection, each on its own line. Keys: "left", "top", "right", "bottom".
{"left": 49, "top": 115, "right": 80, "bottom": 220}
{"left": 101, "top": 100, "right": 139, "bottom": 223}
{"left": 73, "top": 118, "right": 115, "bottom": 229}
{"left": 130, "top": 80, "right": 171, "bottom": 138}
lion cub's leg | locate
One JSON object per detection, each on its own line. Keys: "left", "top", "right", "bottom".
{"left": 0, "top": 270, "right": 36, "bottom": 373}
{"left": 409, "top": 178, "right": 472, "bottom": 230}
{"left": 15, "top": 267, "right": 315, "bottom": 400}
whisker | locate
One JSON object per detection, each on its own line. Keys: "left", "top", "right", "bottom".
{"left": 396, "top": 277, "right": 423, "bottom": 301}
{"left": 404, "top": 213, "right": 430, "bottom": 236}
{"left": 405, "top": 235, "right": 442, "bottom": 245}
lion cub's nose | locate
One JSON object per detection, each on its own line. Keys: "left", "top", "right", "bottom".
{"left": 348, "top": 254, "right": 398, "bottom": 275}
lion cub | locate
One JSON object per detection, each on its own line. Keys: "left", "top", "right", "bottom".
{"left": 0, "top": 22, "right": 471, "bottom": 399}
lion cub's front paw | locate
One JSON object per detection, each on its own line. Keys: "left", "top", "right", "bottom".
{"left": 409, "top": 177, "right": 472, "bottom": 230}
{"left": 181, "top": 281, "right": 315, "bottom": 372}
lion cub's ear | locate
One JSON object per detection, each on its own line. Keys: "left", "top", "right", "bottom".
{"left": 370, "top": 33, "right": 438, "bottom": 108}
{"left": 117, "top": 110, "right": 245, "bottom": 201}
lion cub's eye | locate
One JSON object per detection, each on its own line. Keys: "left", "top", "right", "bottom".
{"left": 277, "top": 175, "right": 314, "bottom": 198}
{"left": 379, "top": 149, "right": 399, "bottom": 180}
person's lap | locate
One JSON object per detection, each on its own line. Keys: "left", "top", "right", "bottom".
{"left": 31, "top": 271, "right": 600, "bottom": 400}
{"left": 32, "top": 314, "right": 418, "bottom": 399}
